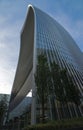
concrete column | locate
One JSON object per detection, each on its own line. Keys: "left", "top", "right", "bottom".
{"left": 31, "top": 74, "right": 37, "bottom": 125}
{"left": 31, "top": 89, "right": 36, "bottom": 124}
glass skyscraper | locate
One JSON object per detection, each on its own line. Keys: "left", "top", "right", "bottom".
{"left": 8, "top": 5, "right": 83, "bottom": 124}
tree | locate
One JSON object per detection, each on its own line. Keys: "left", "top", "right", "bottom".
{"left": 60, "top": 69, "right": 81, "bottom": 105}
{"left": 35, "top": 54, "right": 50, "bottom": 123}
{"left": 35, "top": 55, "right": 81, "bottom": 121}
{"left": 50, "top": 62, "right": 80, "bottom": 105}
{"left": 0, "top": 95, "right": 8, "bottom": 127}
{"left": 50, "top": 62, "right": 65, "bottom": 102}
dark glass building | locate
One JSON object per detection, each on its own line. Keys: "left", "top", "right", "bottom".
{"left": 8, "top": 5, "right": 83, "bottom": 124}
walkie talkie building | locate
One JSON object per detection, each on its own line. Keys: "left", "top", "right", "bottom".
{"left": 8, "top": 5, "right": 83, "bottom": 124}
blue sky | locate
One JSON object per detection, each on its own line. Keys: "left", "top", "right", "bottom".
{"left": 0, "top": 0, "right": 83, "bottom": 95}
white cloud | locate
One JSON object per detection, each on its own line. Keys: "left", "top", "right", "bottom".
{"left": 0, "top": 67, "right": 15, "bottom": 94}
{"left": 0, "top": 15, "right": 21, "bottom": 94}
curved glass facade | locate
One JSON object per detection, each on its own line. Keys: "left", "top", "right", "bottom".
{"left": 8, "top": 5, "right": 83, "bottom": 123}
{"left": 35, "top": 7, "right": 83, "bottom": 98}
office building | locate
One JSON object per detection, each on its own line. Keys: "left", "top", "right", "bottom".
{"left": 8, "top": 5, "right": 83, "bottom": 124}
